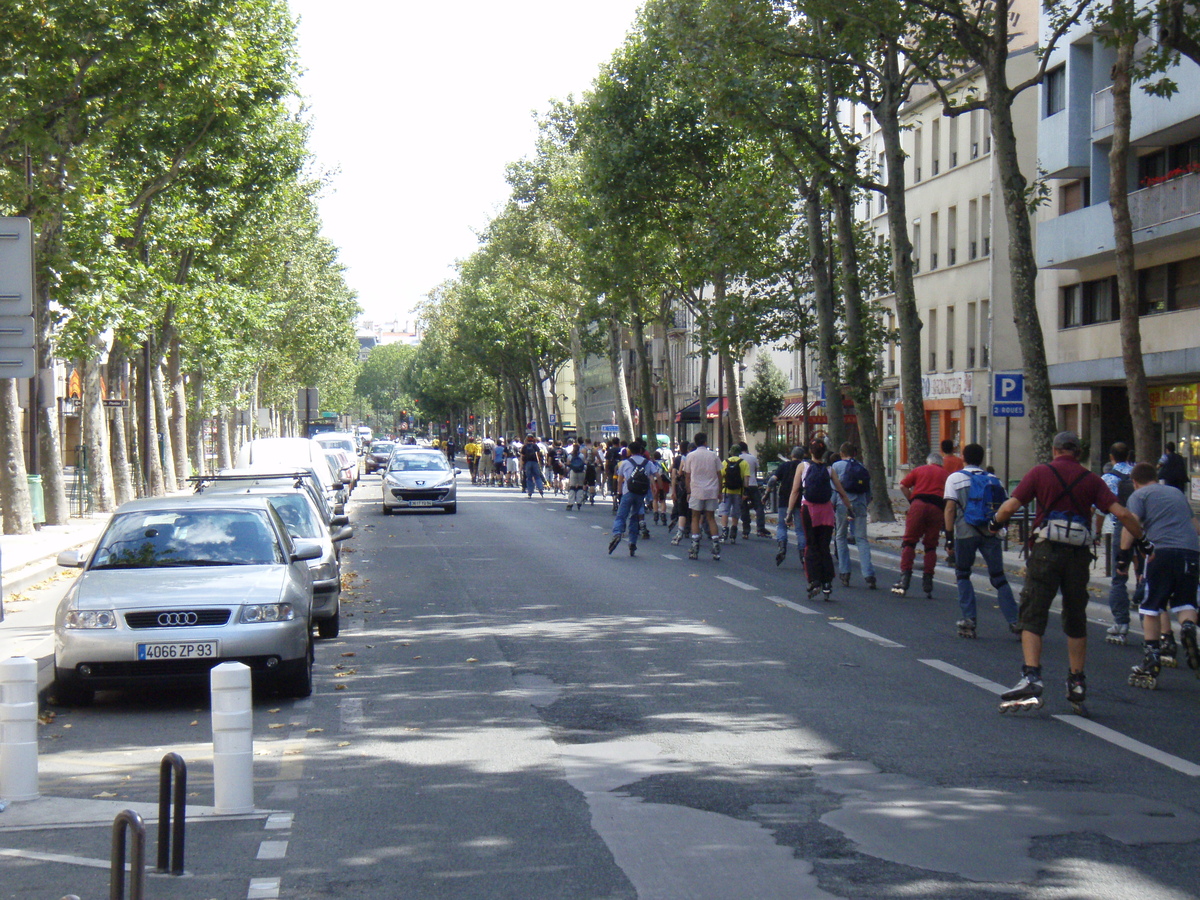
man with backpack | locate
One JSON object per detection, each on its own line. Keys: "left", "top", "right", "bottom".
{"left": 832, "top": 443, "right": 877, "bottom": 589}
{"left": 786, "top": 438, "right": 855, "bottom": 600}
{"left": 607, "top": 440, "right": 660, "bottom": 557}
{"left": 520, "top": 434, "right": 546, "bottom": 498}
{"left": 738, "top": 443, "right": 771, "bottom": 539}
{"left": 987, "top": 431, "right": 1146, "bottom": 713}
{"left": 894, "top": 454, "right": 951, "bottom": 598}
{"left": 719, "top": 449, "right": 750, "bottom": 544}
{"left": 1158, "top": 441, "right": 1189, "bottom": 493}
{"left": 1096, "top": 442, "right": 1142, "bottom": 645}
{"left": 943, "top": 443, "right": 1018, "bottom": 639}
{"left": 565, "top": 442, "right": 588, "bottom": 510}
{"left": 765, "top": 446, "right": 806, "bottom": 566}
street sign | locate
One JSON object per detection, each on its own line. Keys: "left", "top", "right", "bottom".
{"left": 992, "top": 372, "right": 1024, "bottom": 417}
{"left": 0, "top": 218, "right": 34, "bottom": 315}
{"left": 549, "top": 414, "right": 556, "bottom": 425}
{"left": 600, "top": 424, "right": 620, "bottom": 434}
{"left": 102, "top": 398, "right": 128, "bottom": 408}
{"left": 993, "top": 403, "right": 1025, "bottom": 417}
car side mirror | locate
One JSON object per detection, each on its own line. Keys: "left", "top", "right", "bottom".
{"left": 291, "top": 541, "right": 323, "bottom": 562}
{"left": 56, "top": 548, "right": 88, "bottom": 568}
{"left": 332, "top": 525, "right": 354, "bottom": 542}
{"left": 331, "top": 514, "right": 350, "bottom": 527}
{"left": 333, "top": 480, "right": 345, "bottom": 490}
{"left": 454, "top": 468, "right": 462, "bottom": 476}
{"left": 334, "top": 503, "right": 345, "bottom": 516}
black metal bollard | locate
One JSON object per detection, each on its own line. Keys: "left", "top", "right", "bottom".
{"left": 110, "top": 809, "right": 146, "bottom": 900}
{"left": 157, "top": 752, "right": 187, "bottom": 875}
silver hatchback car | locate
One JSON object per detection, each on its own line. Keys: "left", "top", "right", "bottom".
{"left": 53, "top": 494, "right": 321, "bottom": 704}
{"left": 381, "top": 448, "right": 459, "bottom": 514}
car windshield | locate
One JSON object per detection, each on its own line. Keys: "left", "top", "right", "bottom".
{"left": 91, "top": 509, "right": 283, "bottom": 568}
{"left": 316, "top": 437, "right": 355, "bottom": 455}
{"left": 387, "top": 452, "right": 450, "bottom": 473}
{"left": 268, "top": 494, "right": 324, "bottom": 539}
{"left": 371, "top": 442, "right": 395, "bottom": 455}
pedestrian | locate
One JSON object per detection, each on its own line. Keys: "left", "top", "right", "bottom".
{"left": 465, "top": 436, "right": 481, "bottom": 484}
{"left": 651, "top": 448, "right": 671, "bottom": 526}
{"left": 735, "top": 442, "right": 770, "bottom": 539}
{"left": 1157, "top": 441, "right": 1189, "bottom": 493}
{"left": 765, "top": 446, "right": 806, "bottom": 567}
{"left": 605, "top": 440, "right": 624, "bottom": 508}
{"left": 943, "top": 443, "right": 1018, "bottom": 638}
{"left": 832, "top": 442, "right": 876, "bottom": 589}
{"left": 1121, "top": 462, "right": 1200, "bottom": 689}
{"left": 786, "top": 438, "right": 855, "bottom": 600}
{"left": 1095, "top": 442, "right": 1143, "bottom": 645}
{"left": 941, "top": 439, "right": 965, "bottom": 474}
{"left": 565, "top": 441, "right": 588, "bottom": 510}
{"left": 670, "top": 441, "right": 692, "bottom": 544}
{"left": 719, "top": 448, "right": 749, "bottom": 544}
{"left": 680, "top": 432, "right": 723, "bottom": 560}
{"left": 520, "top": 434, "right": 546, "bottom": 498}
{"left": 583, "top": 439, "right": 601, "bottom": 505}
{"left": 608, "top": 440, "right": 660, "bottom": 557}
{"left": 988, "top": 431, "right": 1145, "bottom": 713}
{"left": 893, "top": 453, "right": 950, "bottom": 598}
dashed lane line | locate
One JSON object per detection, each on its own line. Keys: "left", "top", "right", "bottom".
{"left": 765, "top": 595, "right": 821, "bottom": 615}
{"left": 256, "top": 840, "right": 289, "bottom": 860}
{"left": 663, "top": 554, "right": 681, "bottom": 560}
{"left": 828, "top": 622, "right": 905, "bottom": 648}
{"left": 264, "top": 812, "right": 293, "bottom": 831}
{"left": 0, "top": 848, "right": 108, "bottom": 869}
{"left": 921, "top": 658, "right": 1200, "bottom": 777}
{"left": 248, "top": 877, "right": 281, "bottom": 899}
{"left": 715, "top": 575, "right": 759, "bottom": 592}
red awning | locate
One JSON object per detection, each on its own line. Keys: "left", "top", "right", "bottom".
{"left": 705, "top": 398, "right": 729, "bottom": 419}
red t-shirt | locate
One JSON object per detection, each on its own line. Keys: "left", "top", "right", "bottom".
{"left": 943, "top": 454, "right": 965, "bottom": 474}
{"left": 901, "top": 463, "right": 949, "bottom": 500}
{"left": 1011, "top": 457, "right": 1117, "bottom": 523}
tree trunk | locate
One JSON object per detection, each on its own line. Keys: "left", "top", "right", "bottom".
{"left": 0, "top": 379, "right": 33, "bottom": 534}
{"left": 153, "top": 361, "right": 176, "bottom": 491}
{"left": 529, "top": 357, "right": 551, "bottom": 439}
{"left": 1108, "top": 16, "right": 1156, "bottom": 464}
{"left": 140, "top": 343, "right": 164, "bottom": 496}
{"left": 34, "top": 280, "right": 68, "bottom": 525}
{"left": 169, "top": 338, "right": 189, "bottom": 481}
{"left": 989, "top": 81, "right": 1055, "bottom": 461}
{"left": 82, "top": 340, "right": 116, "bottom": 512}
{"left": 658, "top": 294, "right": 678, "bottom": 444}
{"left": 630, "top": 295, "right": 658, "bottom": 450}
{"left": 801, "top": 182, "right": 846, "bottom": 450}
{"left": 217, "top": 409, "right": 233, "bottom": 470}
{"left": 697, "top": 312, "right": 710, "bottom": 429}
{"left": 831, "top": 181, "right": 895, "bottom": 522}
{"left": 569, "top": 326, "right": 587, "bottom": 439}
{"left": 608, "top": 324, "right": 636, "bottom": 440}
{"left": 876, "top": 56, "right": 928, "bottom": 468}
{"left": 188, "top": 367, "right": 205, "bottom": 477}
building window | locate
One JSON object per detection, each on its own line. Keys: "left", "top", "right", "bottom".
{"left": 1139, "top": 265, "right": 1169, "bottom": 315}
{"left": 914, "top": 127, "right": 923, "bottom": 183}
{"left": 948, "top": 115, "right": 959, "bottom": 168}
{"left": 927, "top": 308, "right": 938, "bottom": 373}
{"left": 947, "top": 206, "right": 958, "bottom": 266}
{"left": 967, "top": 302, "right": 977, "bottom": 368}
{"left": 931, "top": 119, "right": 941, "bottom": 176}
{"left": 945, "top": 305, "right": 955, "bottom": 371}
{"left": 930, "top": 213, "right": 939, "bottom": 270}
{"left": 981, "top": 194, "right": 991, "bottom": 256}
{"left": 1060, "top": 179, "right": 1090, "bottom": 214}
{"left": 1062, "top": 284, "right": 1083, "bottom": 328}
{"left": 1174, "top": 257, "right": 1200, "bottom": 310}
{"left": 980, "top": 299, "right": 990, "bottom": 367}
{"left": 1061, "top": 276, "right": 1122, "bottom": 328}
{"left": 912, "top": 221, "right": 921, "bottom": 273}
{"left": 1045, "top": 65, "right": 1067, "bottom": 117}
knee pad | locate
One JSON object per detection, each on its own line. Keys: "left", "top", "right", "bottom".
{"left": 901, "top": 540, "right": 917, "bottom": 550}
{"left": 989, "top": 573, "right": 1010, "bottom": 591}
{"left": 955, "top": 567, "right": 973, "bottom": 582}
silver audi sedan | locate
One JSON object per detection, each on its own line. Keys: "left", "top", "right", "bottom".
{"left": 53, "top": 494, "right": 321, "bottom": 704}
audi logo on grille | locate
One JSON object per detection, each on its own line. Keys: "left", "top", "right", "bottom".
{"left": 156, "top": 611, "right": 199, "bottom": 627}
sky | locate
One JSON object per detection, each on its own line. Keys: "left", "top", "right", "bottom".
{"left": 287, "top": 0, "right": 647, "bottom": 329}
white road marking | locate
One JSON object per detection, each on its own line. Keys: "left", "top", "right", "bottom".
{"left": 591, "top": 525, "right": 603, "bottom": 530}
{"left": 828, "top": 622, "right": 905, "bottom": 647}
{"left": 256, "top": 840, "right": 289, "bottom": 860}
{"left": 248, "top": 877, "right": 282, "bottom": 899}
{"left": 1053, "top": 716, "right": 1200, "bottom": 777}
{"left": 715, "top": 575, "right": 759, "bottom": 592}
{"left": 566, "top": 516, "right": 577, "bottom": 519}
{"left": 264, "top": 812, "right": 294, "bottom": 830}
{"left": 765, "top": 595, "right": 820, "bottom": 615}
{"left": 663, "top": 554, "right": 681, "bottom": 560}
{"left": 921, "top": 658, "right": 1200, "bottom": 776}
{"left": 0, "top": 847, "right": 109, "bottom": 869}
{"left": 919, "top": 659, "right": 1008, "bottom": 694}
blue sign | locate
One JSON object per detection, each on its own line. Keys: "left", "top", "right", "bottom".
{"left": 994, "top": 372, "right": 1024, "bottom": 403}
{"left": 993, "top": 403, "right": 1025, "bottom": 417}
{"left": 600, "top": 424, "right": 620, "bottom": 434}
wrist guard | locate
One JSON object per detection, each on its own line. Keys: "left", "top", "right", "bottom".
{"left": 1116, "top": 546, "right": 1134, "bottom": 569}
{"left": 1135, "top": 537, "right": 1155, "bottom": 557}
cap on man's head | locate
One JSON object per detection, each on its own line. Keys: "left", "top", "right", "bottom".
{"left": 1053, "top": 431, "right": 1081, "bottom": 452}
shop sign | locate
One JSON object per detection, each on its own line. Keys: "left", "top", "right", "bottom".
{"left": 1148, "top": 384, "right": 1199, "bottom": 409}
{"left": 922, "top": 372, "right": 973, "bottom": 401}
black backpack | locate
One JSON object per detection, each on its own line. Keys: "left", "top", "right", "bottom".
{"left": 723, "top": 456, "right": 744, "bottom": 492}
{"left": 626, "top": 459, "right": 651, "bottom": 495}
{"left": 1113, "top": 469, "right": 1135, "bottom": 506}
{"left": 841, "top": 458, "right": 870, "bottom": 495}
{"left": 521, "top": 442, "right": 538, "bottom": 463}
{"left": 803, "top": 462, "right": 833, "bottom": 504}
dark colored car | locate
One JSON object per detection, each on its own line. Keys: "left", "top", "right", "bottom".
{"left": 365, "top": 440, "right": 395, "bottom": 474}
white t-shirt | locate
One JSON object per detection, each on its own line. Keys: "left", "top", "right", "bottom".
{"left": 681, "top": 447, "right": 722, "bottom": 501}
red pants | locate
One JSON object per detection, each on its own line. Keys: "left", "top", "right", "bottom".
{"left": 900, "top": 498, "right": 943, "bottom": 575}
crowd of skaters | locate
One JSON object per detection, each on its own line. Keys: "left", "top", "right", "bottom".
{"left": 454, "top": 426, "right": 1199, "bottom": 712}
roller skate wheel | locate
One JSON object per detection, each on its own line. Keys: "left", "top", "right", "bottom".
{"left": 1105, "top": 634, "right": 1127, "bottom": 645}
{"left": 1160, "top": 656, "right": 1178, "bottom": 669}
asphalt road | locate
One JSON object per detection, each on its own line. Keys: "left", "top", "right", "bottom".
{"left": 5, "top": 474, "right": 1200, "bottom": 899}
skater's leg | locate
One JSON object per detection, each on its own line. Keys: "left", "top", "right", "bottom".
{"left": 834, "top": 503, "right": 851, "bottom": 576}
{"left": 954, "top": 536, "right": 978, "bottom": 622}
{"left": 978, "top": 537, "right": 1018, "bottom": 625}
{"left": 852, "top": 495, "right": 874, "bottom": 580}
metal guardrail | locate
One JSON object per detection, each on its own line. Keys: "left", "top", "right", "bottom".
{"left": 110, "top": 809, "right": 146, "bottom": 900}
{"left": 157, "top": 752, "right": 187, "bottom": 876}
{"left": 1129, "top": 170, "right": 1200, "bottom": 231}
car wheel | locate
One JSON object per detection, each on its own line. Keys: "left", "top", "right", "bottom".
{"left": 445, "top": 503, "right": 457, "bottom": 514}
{"left": 317, "top": 610, "right": 340, "bottom": 639}
{"left": 279, "top": 637, "right": 314, "bottom": 698}
{"left": 52, "top": 674, "right": 94, "bottom": 707}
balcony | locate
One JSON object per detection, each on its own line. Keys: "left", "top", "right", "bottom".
{"left": 1129, "top": 170, "right": 1200, "bottom": 231}
{"left": 1093, "top": 86, "right": 1114, "bottom": 131}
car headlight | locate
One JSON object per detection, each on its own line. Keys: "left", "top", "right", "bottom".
{"left": 384, "top": 473, "right": 402, "bottom": 485}
{"left": 433, "top": 479, "right": 453, "bottom": 489}
{"left": 64, "top": 609, "right": 118, "bottom": 629}
{"left": 311, "top": 562, "right": 337, "bottom": 581}
{"left": 240, "top": 603, "right": 295, "bottom": 623}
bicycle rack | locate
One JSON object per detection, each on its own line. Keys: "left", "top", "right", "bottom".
{"left": 157, "top": 752, "right": 187, "bottom": 875}
{"left": 110, "top": 809, "right": 146, "bottom": 900}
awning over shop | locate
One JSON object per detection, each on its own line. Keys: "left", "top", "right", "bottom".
{"left": 675, "top": 397, "right": 709, "bottom": 423}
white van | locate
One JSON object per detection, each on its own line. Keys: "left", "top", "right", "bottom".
{"left": 235, "top": 438, "right": 345, "bottom": 513}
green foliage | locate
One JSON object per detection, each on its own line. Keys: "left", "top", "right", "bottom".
{"left": 742, "top": 356, "right": 788, "bottom": 434}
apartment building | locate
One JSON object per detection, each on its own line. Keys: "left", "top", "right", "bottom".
{"left": 1037, "top": 7, "right": 1200, "bottom": 499}
{"left": 858, "top": 45, "right": 1041, "bottom": 484}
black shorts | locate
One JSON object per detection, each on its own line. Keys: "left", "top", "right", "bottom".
{"left": 1018, "top": 540, "right": 1094, "bottom": 639}
{"left": 585, "top": 464, "right": 598, "bottom": 486}
{"left": 1139, "top": 548, "right": 1200, "bottom": 615}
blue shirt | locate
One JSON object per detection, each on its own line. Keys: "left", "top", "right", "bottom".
{"left": 1101, "top": 461, "right": 1134, "bottom": 527}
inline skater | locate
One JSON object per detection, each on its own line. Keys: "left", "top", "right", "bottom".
{"left": 680, "top": 432, "right": 723, "bottom": 560}
{"left": 719, "top": 449, "right": 749, "bottom": 544}
{"left": 893, "top": 454, "right": 950, "bottom": 598}
{"left": 988, "top": 431, "right": 1144, "bottom": 713}
{"left": 738, "top": 443, "right": 770, "bottom": 539}
{"left": 943, "top": 443, "right": 1018, "bottom": 638}
{"left": 786, "top": 438, "right": 854, "bottom": 600}
{"left": 670, "top": 441, "right": 692, "bottom": 545}
{"left": 1121, "top": 463, "right": 1200, "bottom": 689}
{"left": 832, "top": 442, "right": 876, "bottom": 589}
{"left": 520, "top": 434, "right": 546, "bottom": 498}
{"left": 565, "top": 442, "right": 588, "bottom": 510}
{"left": 765, "top": 446, "right": 806, "bottom": 567}
{"left": 608, "top": 440, "right": 660, "bottom": 557}
{"left": 1096, "top": 442, "right": 1143, "bottom": 644}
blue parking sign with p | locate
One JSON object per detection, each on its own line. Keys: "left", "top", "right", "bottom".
{"left": 993, "top": 372, "right": 1025, "bottom": 417}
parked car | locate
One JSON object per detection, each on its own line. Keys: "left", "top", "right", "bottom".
{"left": 197, "top": 482, "right": 352, "bottom": 638}
{"left": 207, "top": 468, "right": 334, "bottom": 526}
{"left": 381, "top": 447, "right": 459, "bottom": 515}
{"left": 313, "top": 433, "right": 360, "bottom": 489}
{"left": 322, "top": 447, "right": 358, "bottom": 495}
{"left": 355, "top": 425, "right": 373, "bottom": 453}
{"left": 52, "top": 494, "right": 321, "bottom": 704}
{"left": 364, "top": 440, "right": 395, "bottom": 474}
{"left": 235, "top": 438, "right": 345, "bottom": 514}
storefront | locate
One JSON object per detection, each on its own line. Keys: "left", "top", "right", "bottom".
{"left": 1149, "top": 383, "right": 1200, "bottom": 502}
{"left": 895, "top": 372, "right": 975, "bottom": 468}
{"left": 773, "top": 395, "right": 858, "bottom": 449}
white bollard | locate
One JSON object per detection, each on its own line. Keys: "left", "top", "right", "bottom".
{"left": 210, "top": 662, "right": 254, "bottom": 815}
{"left": 0, "top": 656, "right": 40, "bottom": 802}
